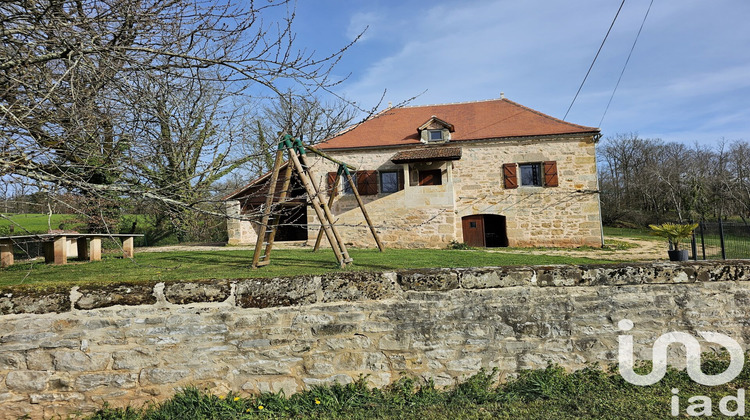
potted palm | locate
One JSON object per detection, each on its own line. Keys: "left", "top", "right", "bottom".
{"left": 648, "top": 222, "right": 698, "bottom": 261}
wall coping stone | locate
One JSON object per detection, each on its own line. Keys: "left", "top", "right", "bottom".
{"left": 1, "top": 260, "right": 749, "bottom": 316}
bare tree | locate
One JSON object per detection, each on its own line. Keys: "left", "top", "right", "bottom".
{"left": 1, "top": 0, "right": 359, "bottom": 233}
{"left": 250, "top": 90, "right": 357, "bottom": 173}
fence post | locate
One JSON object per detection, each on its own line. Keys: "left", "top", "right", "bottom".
{"left": 700, "top": 221, "right": 706, "bottom": 260}
{"left": 691, "top": 225, "right": 697, "bottom": 261}
{"left": 719, "top": 218, "right": 726, "bottom": 260}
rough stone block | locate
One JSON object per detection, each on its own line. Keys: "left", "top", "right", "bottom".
{"left": 6, "top": 371, "right": 50, "bottom": 392}
{"left": 236, "top": 276, "right": 320, "bottom": 308}
{"left": 139, "top": 368, "right": 190, "bottom": 385}
{"left": 320, "top": 272, "right": 400, "bottom": 302}
{"left": 29, "top": 392, "right": 85, "bottom": 404}
{"left": 302, "top": 374, "right": 353, "bottom": 388}
{"left": 75, "top": 373, "right": 138, "bottom": 392}
{"left": 75, "top": 283, "right": 157, "bottom": 310}
{"left": 0, "top": 288, "right": 70, "bottom": 315}
{"left": 164, "top": 280, "right": 231, "bottom": 304}
{"left": 112, "top": 349, "right": 158, "bottom": 370}
{"left": 398, "top": 269, "right": 459, "bottom": 291}
{"left": 460, "top": 267, "right": 535, "bottom": 289}
{"left": 0, "top": 352, "right": 26, "bottom": 370}
{"left": 52, "top": 350, "right": 111, "bottom": 372}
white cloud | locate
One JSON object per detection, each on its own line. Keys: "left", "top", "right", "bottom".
{"left": 328, "top": 0, "right": 750, "bottom": 143}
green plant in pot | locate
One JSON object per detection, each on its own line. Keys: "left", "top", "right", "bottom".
{"left": 648, "top": 222, "right": 698, "bottom": 261}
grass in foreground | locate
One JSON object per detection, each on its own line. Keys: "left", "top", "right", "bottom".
{"left": 0, "top": 248, "right": 617, "bottom": 289}
{"left": 86, "top": 355, "right": 750, "bottom": 420}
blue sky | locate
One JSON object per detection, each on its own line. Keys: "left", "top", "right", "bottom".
{"left": 291, "top": 0, "right": 750, "bottom": 145}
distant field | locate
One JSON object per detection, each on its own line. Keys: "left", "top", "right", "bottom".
{"left": 0, "top": 213, "right": 80, "bottom": 234}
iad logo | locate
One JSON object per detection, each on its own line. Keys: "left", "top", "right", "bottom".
{"left": 617, "top": 319, "right": 746, "bottom": 417}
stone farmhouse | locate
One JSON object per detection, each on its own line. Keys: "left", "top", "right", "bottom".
{"left": 225, "top": 97, "right": 603, "bottom": 248}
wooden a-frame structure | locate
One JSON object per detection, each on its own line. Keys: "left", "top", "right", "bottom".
{"left": 252, "top": 135, "right": 383, "bottom": 269}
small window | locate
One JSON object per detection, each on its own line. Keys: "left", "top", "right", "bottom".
{"left": 429, "top": 130, "right": 443, "bottom": 142}
{"left": 380, "top": 171, "right": 399, "bottom": 193}
{"left": 519, "top": 163, "right": 542, "bottom": 187}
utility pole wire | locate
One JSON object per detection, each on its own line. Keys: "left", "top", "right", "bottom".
{"left": 563, "top": 0, "right": 626, "bottom": 121}
{"left": 599, "top": 0, "right": 654, "bottom": 127}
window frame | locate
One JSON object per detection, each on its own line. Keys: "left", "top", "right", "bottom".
{"left": 519, "top": 162, "right": 543, "bottom": 187}
{"left": 428, "top": 130, "right": 443, "bottom": 142}
{"left": 379, "top": 171, "right": 400, "bottom": 194}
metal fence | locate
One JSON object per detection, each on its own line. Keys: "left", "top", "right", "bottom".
{"left": 692, "top": 220, "right": 750, "bottom": 260}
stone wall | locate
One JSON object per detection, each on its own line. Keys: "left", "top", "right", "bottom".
{"left": 3, "top": 261, "right": 750, "bottom": 418}
{"left": 225, "top": 200, "right": 259, "bottom": 246}
{"left": 307, "top": 134, "right": 602, "bottom": 249}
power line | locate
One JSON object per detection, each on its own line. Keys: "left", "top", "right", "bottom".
{"left": 563, "top": 0, "right": 626, "bottom": 121}
{"left": 599, "top": 0, "right": 654, "bottom": 127}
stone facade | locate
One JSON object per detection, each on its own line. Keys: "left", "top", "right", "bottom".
{"left": 225, "top": 200, "right": 258, "bottom": 246}
{"left": 2, "top": 261, "right": 750, "bottom": 418}
{"left": 308, "top": 134, "right": 602, "bottom": 248}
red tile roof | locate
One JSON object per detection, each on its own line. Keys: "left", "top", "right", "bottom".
{"left": 315, "top": 98, "right": 598, "bottom": 150}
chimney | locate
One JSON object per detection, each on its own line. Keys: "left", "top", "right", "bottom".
{"left": 500, "top": 92, "right": 505, "bottom": 99}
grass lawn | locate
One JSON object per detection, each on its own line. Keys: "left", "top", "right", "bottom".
{"left": 86, "top": 357, "right": 749, "bottom": 420}
{"left": 602, "top": 226, "right": 660, "bottom": 241}
{"left": 0, "top": 248, "right": 617, "bottom": 290}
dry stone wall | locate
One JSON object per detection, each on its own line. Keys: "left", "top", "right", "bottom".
{"left": 2, "top": 261, "right": 750, "bottom": 418}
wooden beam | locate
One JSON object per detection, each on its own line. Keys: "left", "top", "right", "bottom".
{"left": 313, "top": 172, "right": 340, "bottom": 252}
{"left": 343, "top": 171, "right": 385, "bottom": 252}
{"left": 252, "top": 148, "right": 285, "bottom": 268}
{"left": 304, "top": 145, "right": 357, "bottom": 170}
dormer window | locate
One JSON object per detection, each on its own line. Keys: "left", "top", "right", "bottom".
{"left": 418, "top": 116, "right": 454, "bottom": 144}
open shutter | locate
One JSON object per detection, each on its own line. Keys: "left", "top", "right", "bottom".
{"left": 503, "top": 163, "right": 518, "bottom": 189}
{"left": 327, "top": 172, "right": 338, "bottom": 198}
{"left": 356, "top": 170, "right": 379, "bottom": 195}
{"left": 543, "top": 161, "right": 558, "bottom": 187}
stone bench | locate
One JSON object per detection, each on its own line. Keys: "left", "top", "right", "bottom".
{"left": 0, "top": 233, "right": 144, "bottom": 268}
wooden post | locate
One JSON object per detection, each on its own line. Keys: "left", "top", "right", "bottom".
{"left": 287, "top": 149, "right": 347, "bottom": 267}
{"left": 53, "top": 236, "right": 67, "bottom": 264}
{"left": 76, "top": 237, "right": 89, "bottom": 261}
{"left": 261, "top": 162, "right": 294, "bottom": 264}
{"left": 0, "top": 239, "right": 13, "bottom": 268}
{"left": 295, "top": 151, "right": 351, "bottom": 264}
{"left": 121, "top": 236, "right": 134, "bottom": 258}
{"left": 313, "top": 172, "right": 340, "bottom": 251}
{"left": 252, "top": 148, "right": 285, "bottom": 268}
{"left": 343, "top": 171, "right": 385, "bottom": 252}
{"left": 89, "top": 237, "right": 102, "bottom": 261}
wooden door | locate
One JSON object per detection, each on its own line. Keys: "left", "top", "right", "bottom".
{"left": 462, "top": 215, "right": 485, "bottom": 247}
